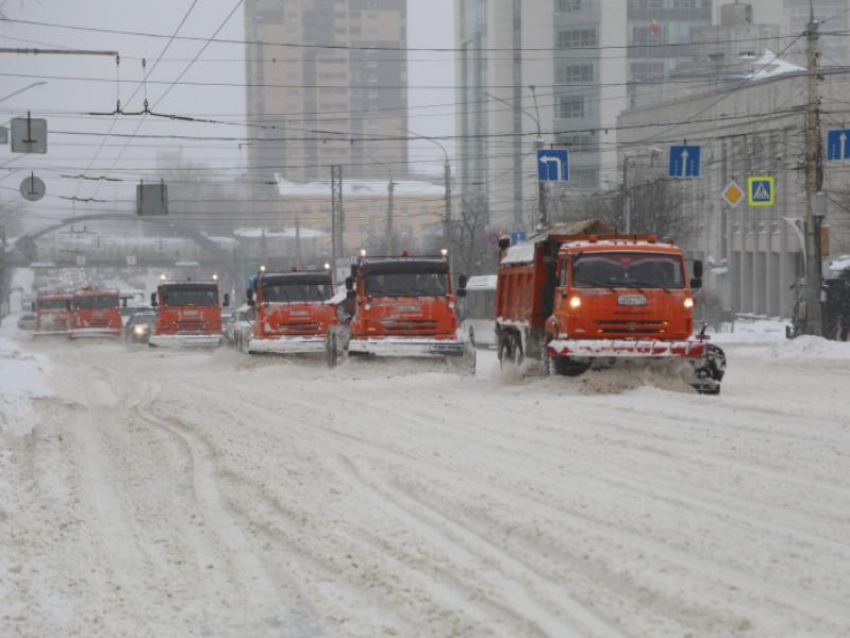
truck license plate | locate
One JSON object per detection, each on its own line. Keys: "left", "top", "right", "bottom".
{"left": 617, "top": 294, "right": 647, "bottom": 306}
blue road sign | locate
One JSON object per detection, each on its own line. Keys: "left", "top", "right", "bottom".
{"left": 537, "top": 149, "right": 569, "bottom": 182}
{"left": 827, "top": 129, "right": 850, "bottom": 160}
{"left": 748, "top": 176, "right": 775, "bottom": 207}
{"left": 668, "top": 145, "right": 701, "bottom": 177}
{"left": 511, "top": 231, "right": 527, "bottom": 245}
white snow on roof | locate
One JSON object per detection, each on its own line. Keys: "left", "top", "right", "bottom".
{"left": 234, "top": 227, "right": 325, "bottom": 239}
{"left": 466, "top": 275, "right": 497, "bottom": 290}
{"left": 276, "top": 175, "right": 444, "bottom": 198}
{"left": 747, "top": 50, "right": 805, "bottom": 80}
{"left": 500, "top": 243, "right": 536, "bottom": 265}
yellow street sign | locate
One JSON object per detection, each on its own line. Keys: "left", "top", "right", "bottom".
{"left": 748, "top": 176, "right": 775, "bottom": 207}
{"left": 722, "top": 181, "right": 744, "bottom": 207}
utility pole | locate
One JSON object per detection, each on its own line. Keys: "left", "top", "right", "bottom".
{"left": 803, "top": 5, "right": 824, "bottom": 336}
{"left": 387, "top": 179, "right": 396, "bottom": 255}
{"left": 330, "top": 165, "right": 343, "bottom": 269}
{"left": 295, "top": 215, "right": 302, "bottom": 266}
{"left": 622, "top": 157, "right": 631, "bottom": 234}
{"left": 443, "top": 158, "right": 452, "bottom": 250}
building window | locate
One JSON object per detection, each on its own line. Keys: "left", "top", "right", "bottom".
{"left": 556, "top": 63, "right": 594, "bottom": 84}
{"left": 673, "top": 0, "right": 697, "bottom": 7}
{"left": 556, "top": 133, "right": 596, "bottom": 152}
{"left": 628, "top": 0, "right": 663, "bottom": 8}
{"left": 557, "top": 28, "right": 597, "bottom": 48}
{"left": 558, "top": 97, "right": 585, "bottom": 119}
{"left": 556, "top": 0, "right": 586, "bottom": 11}
{"left": 630, "top": 61, "right": 665, "bottom": 81}
{"left": 632, "top": 26, "right": 668, "bottom": 46}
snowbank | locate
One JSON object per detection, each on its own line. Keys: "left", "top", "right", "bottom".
{"left": 0, "top": 317, "right": 54, "bottom": 436}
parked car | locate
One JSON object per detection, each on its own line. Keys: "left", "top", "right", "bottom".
{"left": 224, "top": 304, "right": 255, "bottom": 352}
{"left": 17, "top": 313, "right": 37, "bottom": 331}
{"left": 124, "top": 311, "right": 157, "bottom": 346}
{"left": 458, "top": 275, "right": 497, "bottom": 348}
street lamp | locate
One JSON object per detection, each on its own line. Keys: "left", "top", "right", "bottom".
{"left": 402, "top": 126, "right": 452, "bottom": 249}
{"left": 480, "top": 88, "right": 545, "bottom": 229}
{"left": 621, "top": 147, "right": 662, "bottom": 233}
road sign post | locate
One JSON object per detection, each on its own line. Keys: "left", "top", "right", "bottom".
{"left": 537, "top": 149, "right": 569, "bottom": 182}
{"left": 747, "top": 176, "right": 775, "bottom": 207}
{"left": 668, "top": 145, "right": 701, "bottom": 177}
{"left": 10, "top": 113, "right": 47, "bottom": 154}
{"left": 827, "top": 129, "right": 850, "bottom": 160}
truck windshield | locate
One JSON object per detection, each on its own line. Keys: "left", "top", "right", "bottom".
{"left": 573, "top": 253, "right": 684, "bottom": 289}
{"left": 74, "top": 296, "right": 119, "bottom": 309}
{"left": 365, "top": 272, "right": 449, "bottom": 297}
{"left": 162, "top": 288, "right": 218, "bottom": 307}
{"left": 262, "top": 283, "right": 332, "bottom": 303}
{"left": 39, "top": 299, "right": 68, "bottom": 310}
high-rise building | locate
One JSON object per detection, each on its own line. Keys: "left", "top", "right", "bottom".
{"left": 244, "top": 0, "right": 408, "bottom": 185}
{"left": 456, "top": 0, "right": 712, "bottom": 231}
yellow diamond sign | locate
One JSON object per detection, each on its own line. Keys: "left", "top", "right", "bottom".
{"left": 722, "top": 181, "right": 744, "bottom": 207}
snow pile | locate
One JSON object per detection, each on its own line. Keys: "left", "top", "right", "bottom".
{"left": 0, "top": 318, "right": 54, "bottom": 436}
{"left": 708, "top": 319, "right": 787, "bottom": 344}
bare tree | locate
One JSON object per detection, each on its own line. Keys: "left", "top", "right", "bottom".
{"left": 450, "top": 193, "right": 493, "bottom": 276}
{"left": 603, "top": 179, "right": 691, "bottom": 238}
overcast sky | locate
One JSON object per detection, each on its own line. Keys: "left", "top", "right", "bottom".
{"left": 0, "top": 0, "right": 455, "bottom": 228}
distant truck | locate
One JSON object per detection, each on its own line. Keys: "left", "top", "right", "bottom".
{"left": 458, "top": 274, "right": 497, "bottom": 348}
{"left": 149, "top": 279, "right": 227, "bottom": 347}
{"left": 68, "top": 288, "right": 123, "bottom": 339}
{"left": 329, "top": 252, "right": 470, "bottom": 366}
{"left": 33, "top": 291, "right": 72, "bottom": 336}
{"left": 245, "top": 269, "right": 337, "bottom": 355}
{"left": 487, "top": 221, "right": 725, "bottom": 394}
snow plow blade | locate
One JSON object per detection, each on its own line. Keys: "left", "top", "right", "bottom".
{"left": 68, "top": 328, "right": 121, "bottom": 339}
{"left": 148, "top": 334, "right": 222, "bottom": 348}
{"left": 348, "top": 337, "right": 465, "bottom": 358}
{"left": 247, "top": 336, "right": 326, "bottom": 355}
{"left": 547, "top": 339, "right": 706, "bottom": 359}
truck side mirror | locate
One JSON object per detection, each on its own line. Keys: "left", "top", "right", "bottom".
{"left": 223, "top": 293, "right": 230, "bottom": 308}
{"left": 497, "top": 236, "right": 511, "bottom": 250}
{"left": 31, "top": 302, "right": 36, "bottom": 312}
{"left": 457, "top": 274, "right": 467, "bottom": 298}
{"left": 150, "top": 292, "right": 158, "bottom": 307}
{"left": 690, "top": 278, "right": 703, "bottom": 290}
{"left": 246, "top": 288, "right": 255, "bottom": 307}
{"left": 345, "top": 276, "right": 354, "bottom": 292}
{"left": 693, "top": 260, "right": 703, "bottom": 278}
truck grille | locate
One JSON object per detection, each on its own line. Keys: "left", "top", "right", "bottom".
{"left": 381, "top": 319, "right": 439, "bottom": 335}
{"left": 278, "top": 322, "right": 321, "bottom": 335}
{"left": 176, "top": 320, "right": 206, "bottom": 332}
{"left": 595, "top": 320, "right": 666, "bottom": 335}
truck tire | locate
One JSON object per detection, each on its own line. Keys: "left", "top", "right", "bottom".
{"left": 499, "top": 332, "right": 523, "bottom": 368}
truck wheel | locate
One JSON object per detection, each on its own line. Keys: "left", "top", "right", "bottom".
{"left": 556, "top": 358, "right": 592, "bottom": 377}
{"left": 499, "top": 333, "right": 523, "bottom": 368}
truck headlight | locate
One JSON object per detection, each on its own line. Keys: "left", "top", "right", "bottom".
{"left": 569, "top": 296, "right": 582, "bottom": 309}
{"left": 684, "top": 298, "right": 695, "bottom": 309}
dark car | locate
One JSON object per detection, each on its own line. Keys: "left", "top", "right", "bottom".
{"left": 124, "top": 311, "right": 157, "bottom": 345}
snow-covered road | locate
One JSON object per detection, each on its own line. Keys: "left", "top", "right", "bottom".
{"left": 2, "top": 332, "right": 850, "bottom": 637}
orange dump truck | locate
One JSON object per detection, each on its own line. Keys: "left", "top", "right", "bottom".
{"left": 68, "top": 288, "right": 122, "bottom": 339}
{"left": 33, "top": 291, "right": 72, "bottom": 336}
{"left": 489, "top": 221, "right": 726, "bottom": 394}
{"left": 246, "top": 269, "right": 337, "bottom": 355}
{"left": 149, "top": 279, "right": 226, "bottom": 347}
{"left": 337, "top": 253, "right": 467, "bottom": 361}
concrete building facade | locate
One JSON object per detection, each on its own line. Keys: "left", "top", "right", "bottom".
{"left": 456, "top": 0, "right": 713, "bottom": 233}
{"left": 618, "top": 6, "right": 850, "bottom": 318}
{"left": 244, "top": 0, "right": 408, "bottom": 184}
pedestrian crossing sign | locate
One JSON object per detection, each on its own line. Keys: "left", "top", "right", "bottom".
{"left": 748, "top": 176, "right": 775, "bottom": 207}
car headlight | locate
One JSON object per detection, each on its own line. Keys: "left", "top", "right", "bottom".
{"left": 134, "top": 325, "right": 148, "bottom": 335}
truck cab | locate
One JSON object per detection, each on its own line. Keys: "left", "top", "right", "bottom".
{"left": 149, "top": 280, "right": 226, "bottom": 347}
{"left": 68, "top": 288, "right": 122, "bottom": 339}
{"left": 246, "top": 269, "right": 336, "bottom": 355}
{"left": 343, "top": 253, "right": 464, "bottom": 358}
{"left": 33, "top": 292, "right": 72, "bottom": 336}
